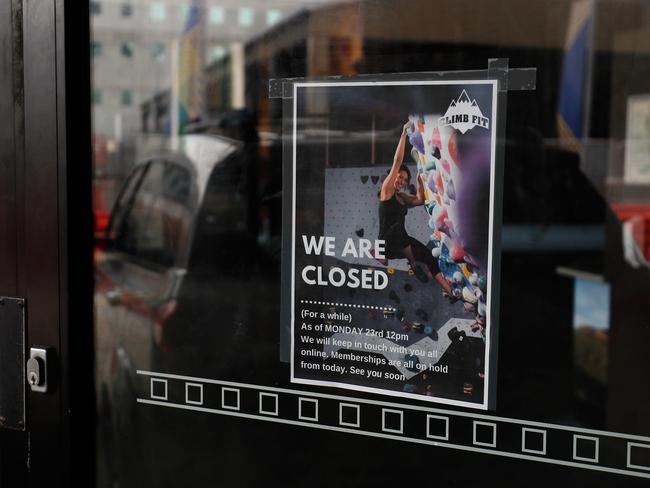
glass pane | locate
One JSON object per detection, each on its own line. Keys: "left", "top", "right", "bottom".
{"left": 91, "top": 0, "right": 650, "bottom": 486}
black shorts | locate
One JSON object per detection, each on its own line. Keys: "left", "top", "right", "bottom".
{"left": 381, "top": 225, "right": 440, "bottom": 275}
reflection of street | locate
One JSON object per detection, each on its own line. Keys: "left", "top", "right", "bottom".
{"left": 94, "top": 293, "right": 116, "bottom": 408}
{"left": 571, "top": 276, "right": 609, "bottom": 415}
{"left": 95, "top": 270, "right": 282, "bottom": 487}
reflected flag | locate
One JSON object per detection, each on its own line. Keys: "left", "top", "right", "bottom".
{"left": 177, "top": 0, "right": 205, "bottom": 133}
{"left": 557, "top": 0, "right": 595, "bottom": 153}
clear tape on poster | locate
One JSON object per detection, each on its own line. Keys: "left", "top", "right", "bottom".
{"left": 269, "top": 58, "right": 537, "bottom": 99}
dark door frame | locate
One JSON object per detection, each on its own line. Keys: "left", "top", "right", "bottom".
{"left": 0, "top": 0, "right": 94, "bottom": 486}
{"left": 0, "top": 0, "right": 27, "bottom": 483}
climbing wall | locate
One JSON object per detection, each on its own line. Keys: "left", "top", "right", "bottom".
{"left": 409, "top": 114, "right": 488, "bottom": 331}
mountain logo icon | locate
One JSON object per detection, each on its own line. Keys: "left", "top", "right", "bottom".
{"left": 438, "top": 90, "right": 489, "bottom": 134}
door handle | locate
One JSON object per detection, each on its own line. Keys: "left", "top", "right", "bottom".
{"left": 26, "top": 347, "right": 49, "bottom": 393}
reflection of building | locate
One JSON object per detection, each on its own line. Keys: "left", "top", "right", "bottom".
{"left": 140, "top": 3, "right": 363, "bottom": 136}
{"left": 245, "top": 3, "right": 362, "bottom": 134}
{"left": 92, "top": 0, "right": 335, "bottom": 214}
{"left": 92, "top": 0, "right": 316, "bottom": 144}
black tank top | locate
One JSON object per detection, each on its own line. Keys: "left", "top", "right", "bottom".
{"left": 378, "top": 194, "right": 407, "bottom": 239}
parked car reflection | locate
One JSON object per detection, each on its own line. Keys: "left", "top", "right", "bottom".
{"left": 95, "top": 133, "right": 281, "bottom": 484}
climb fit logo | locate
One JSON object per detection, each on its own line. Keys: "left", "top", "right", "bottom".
{"left": 438, "top": 90, "right": 490, "bottom": 134}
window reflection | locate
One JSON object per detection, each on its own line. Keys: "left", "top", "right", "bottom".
{"left": 570, "top": 275, "right": 611, "bottom": 424}
{"left": 150, "top": 2, "right": 167, "bottom": 22}
{"left": 91, "top": 1, "right": 650, "bottom": 485}
{"left": 208, "top": 5, "right": 225, "bottom": 24}
{"left": 237, "top": 7, "right": 254, "bottom": 26}
{"left": 121, "top": 3, "right": 133, "bottom": 17}
{"left": 266, "top": 9, "right": 283, "bottom": 26}
{"left": 90, "top": 0, "right": 101, "bottom": 16}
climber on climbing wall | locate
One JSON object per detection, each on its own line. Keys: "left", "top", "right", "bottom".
{"left": 378, "top": 121, "right": 457, "bottom": 301}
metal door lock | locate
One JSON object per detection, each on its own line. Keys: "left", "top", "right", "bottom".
{"left": 26, "top": 348, "right": 48, "bottom": 393}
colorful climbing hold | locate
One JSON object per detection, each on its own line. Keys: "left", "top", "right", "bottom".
{"left": 446, "top": 178, "right": 456, "bottom": 200}
{"left": 452, "top": 271, "right": 464, "bottom": 284}
{"left": 462, "top": 286, "right": 478, "bottom": 304}
{"left": 431, "top": 127, "right": 441, "bottom": 150}
{"left": 464, "top": 302, "right": 476, "bottom": 313}
{"left": 448, "top": 131, "right": 459, "bottom": 163}
{"left": 478, "top": 276, "right": 487, "bottom": 293}
{"left": 408, "top": 128, "right": 425, "bottom": 154}
{"left": 449, "top": 240, "right": 466, "bottom": 262}
{"left": 469, "top": 272, "right": 479, "bottom": 286}
{"left": 410, "top": 146, "right": 420, "bottom": 166}
{"left": 427, "top": 172, "right": 437, "bottom": 193}
{"left": 428, "top": 215, "right": 437, "bottom": 230}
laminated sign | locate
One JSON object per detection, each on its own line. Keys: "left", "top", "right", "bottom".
{"left": 289, "top": 80, "right": 499, "bottom": 409}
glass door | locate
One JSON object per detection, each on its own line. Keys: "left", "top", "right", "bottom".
{"left": 91, "top": 1, "right": 650, "bottom": 486}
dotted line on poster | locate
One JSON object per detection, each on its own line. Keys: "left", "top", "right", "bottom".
{"left": 300, "top": 300, "right": 396, "bottom": 312}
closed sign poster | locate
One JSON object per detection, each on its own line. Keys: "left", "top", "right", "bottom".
{"left": 289, "top": 80, "right": 499, "bottom": 409}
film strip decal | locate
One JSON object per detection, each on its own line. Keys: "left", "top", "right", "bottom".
{"left": 137, "top": 370, "right": 650, "bottom": 479}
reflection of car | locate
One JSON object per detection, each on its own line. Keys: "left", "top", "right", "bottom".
{"left": 95, "top": 134, "right": 281, "bottom": 485}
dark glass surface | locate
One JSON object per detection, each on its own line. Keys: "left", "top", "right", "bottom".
{"left": 91, "top": 1, "right": 650, "bottom": 486}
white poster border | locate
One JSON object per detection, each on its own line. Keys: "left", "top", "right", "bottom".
{"left": 290, "top": 79, "right": 499, "bottom": 411}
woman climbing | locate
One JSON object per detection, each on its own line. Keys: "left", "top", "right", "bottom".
{"left": 379, "top": 121, "right": 457, "bottom": 300}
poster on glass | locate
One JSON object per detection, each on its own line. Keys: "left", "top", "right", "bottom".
{"left": 290, "top": 79, "right": 499, "bottom": 409}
